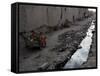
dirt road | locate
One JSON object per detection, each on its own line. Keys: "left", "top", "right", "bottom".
{"left": 19, "top": 17, "right": 94, "bottom": 72}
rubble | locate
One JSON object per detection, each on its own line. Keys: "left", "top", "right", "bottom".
{"left": 19, "top": 17, "right": 94, "bottom": 71}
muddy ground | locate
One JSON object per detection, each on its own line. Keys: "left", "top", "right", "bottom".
{"left": 19, "top": 17, "right": 95, "bottom": 72}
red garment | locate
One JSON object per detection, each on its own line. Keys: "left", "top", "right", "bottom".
{"left": 40, "top": 34, "right": 46, "bottom": 47}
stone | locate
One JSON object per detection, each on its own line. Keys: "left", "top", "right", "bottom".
{"left": 78, "top": 45, "right": 82, "bottom": 49}
{"left": 38, "top": 62, "right": 49, "bottom": 70}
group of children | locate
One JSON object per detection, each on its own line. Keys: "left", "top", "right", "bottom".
{"left": 31, "top": 31, "right": 47, "bottom": 48}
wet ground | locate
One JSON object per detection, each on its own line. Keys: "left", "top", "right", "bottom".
{"left": 80, "top": 32, "right": 97, "bottom": 68}
{"left": 63, "top": 20, "right": 95, "bottom": 69}
{"left": 19, "top": 17, "right": 96, "bottom": 72}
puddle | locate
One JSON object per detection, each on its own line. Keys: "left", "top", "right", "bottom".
{"left": 63, "top": 20, "right": 95, "bottom": 69}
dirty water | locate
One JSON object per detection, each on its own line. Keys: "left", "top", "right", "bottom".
{"left": 63, "top": 20, "right": 95, "bottom": 69}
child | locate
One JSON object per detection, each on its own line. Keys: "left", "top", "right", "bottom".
{"left": 39, "top": 32, "right": 46, "bottom": 48}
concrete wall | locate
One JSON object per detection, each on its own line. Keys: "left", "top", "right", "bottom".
{"left": 19, "top": 5, "right": 88, "bottom": 32}
{"left": 19, "top": 5, "right": 48, "bottom": 32}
